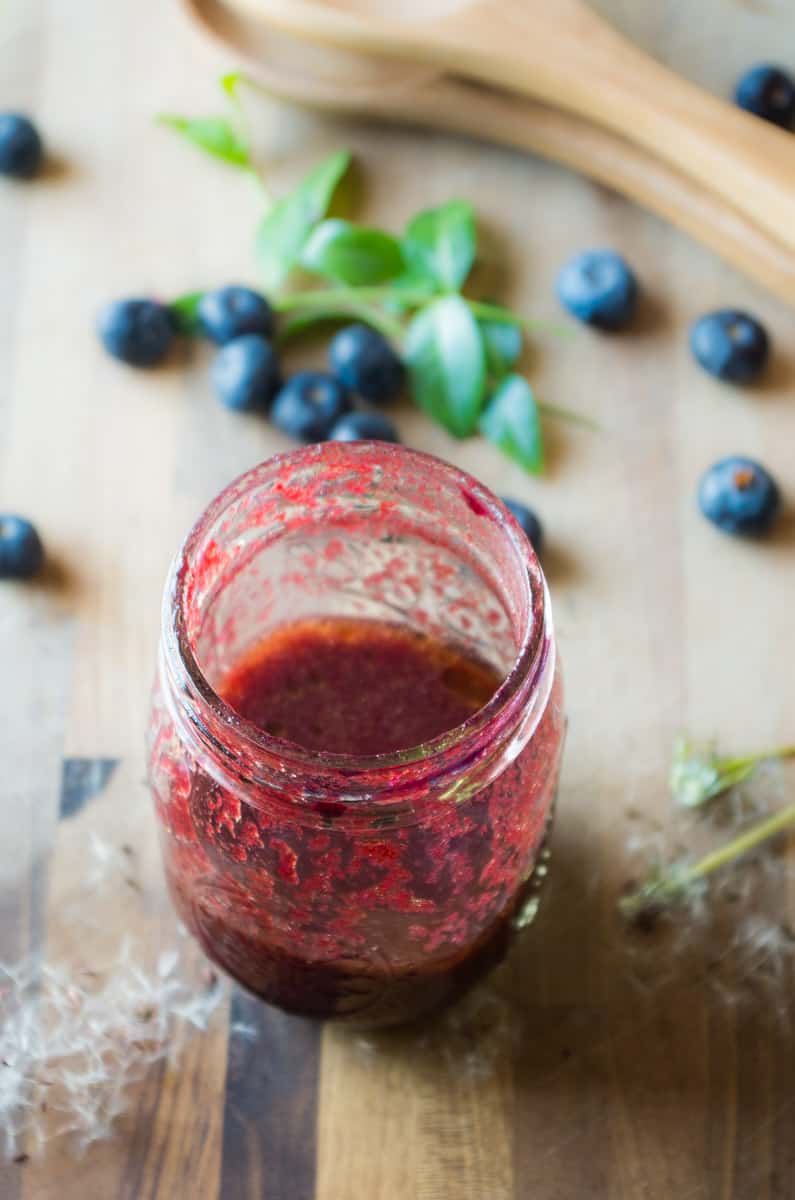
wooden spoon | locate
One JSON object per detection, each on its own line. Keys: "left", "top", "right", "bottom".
{"left": 181, "top": 0, "right": 795, "bottom": 306}
{"left": 224, "top": 0, "right": 795, "bottom": 258}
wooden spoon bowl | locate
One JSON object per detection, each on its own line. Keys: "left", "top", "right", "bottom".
{"left": 181, "top": 0, "right": 795, "bottom": 306}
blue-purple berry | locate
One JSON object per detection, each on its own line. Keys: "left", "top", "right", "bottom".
{"left": 198, "top": 286, "right": 274, "bottom": 345}
{"left": 501, "top": 497, "right": 543, "bottom": 555}
{"left": 0, "top": 113, "right": 43, "bottom": 179}
{"left": 690, "top": 309, "right": 769, "bottom": 384}
{"left": 329, "top": 325, "right": 404, "bottom": 404}
{"left": 272, "top": 371, "right": 353, "bottom": 441}
{"left": 734, "top": 65, "right": 795, "bottom": 129}
{"left": 556, "top": 250, "right": 638, "bottom": 330}
{"left": 328, "top": 411, "right": 400, "bottom": 443}
{"left": 698, "top": 457, "right": 780, "bottom": 536}
{"left": 211, "top": 334, "right": 280, "bottom": 412}
{"left": 0, "top": 515, "right": 44, "bottom": 579}
{"left": 97, "top": 299, "right": 175, "bottom": 367}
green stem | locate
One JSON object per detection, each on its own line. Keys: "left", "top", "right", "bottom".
{"left": 217, "top": 74, "right": 276, "bottom": 207}
{"left": 687, "top": 802, "right": 795, "bottom": 880}
{"left": 274, "top": 285, "right": 427, "bottom": 312}
{"left": 720, "top": 745, "right": 795, "bottom": 774}
{"left": 538, "top": 402, "right": 600, "bottom": 432}
{"left": 227, "top": 71, "right": 265, "bottom": 100}
{"left": 621, "top": 801, "right": 795, "bottom": 919}
{"left": 276, "top": 298, "right": 403, "bottom": 342}
{"left": 247, "top": 166, "right": 274, "bottom": 210}
{"left": 221, "top": 72, "right": 251, "bottom": 142}
{"left": 467, "top": 300, "right": 574, "bottom": 338}
{"left": 275, "top": 288, "right": 571, "bottom": 353}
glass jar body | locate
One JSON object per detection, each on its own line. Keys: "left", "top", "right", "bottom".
{"left": 148, "top": 445, "right": 565, "bottom": 1026}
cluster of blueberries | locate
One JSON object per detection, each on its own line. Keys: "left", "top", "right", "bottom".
{"left": 97, "top": 287, "right": 404, "bottom": 446}
{"left": 1, "top": 58, "right": 791, "bottom": 577}
{"left": 93, "top": 286, "right": 545, "bottom": 558}
{"left": 0, "top": 272, "right": 543, "bottom": 574}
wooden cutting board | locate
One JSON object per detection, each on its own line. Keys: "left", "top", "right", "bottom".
{"left": 1, "top": 0, "right": 794, "bottom": 1196}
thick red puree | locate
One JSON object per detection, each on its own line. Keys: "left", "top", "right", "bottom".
{"left": 152, "top": 617, "right": 563, "bottom": 1025}
{"left": 220, "top": 617, "right": 502, "bottom": 756}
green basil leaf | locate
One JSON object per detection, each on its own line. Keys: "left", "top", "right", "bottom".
{"left": 300, "top": 219, "right": 404, "bottom": 285}
{"left": 404, "top": 295, "right": 486, "bottom": 438}
{"left": 479, "top": 374, "right": 544, "bottom": 474}
{"left": 158, "top": 115, "right": 250, "bottom": 167}
{"left": 480, "top": 317, "right": 523, "bottom": 378}
{"left": 254, "top": 149, "right": 351, "bottom": 291}
{"left": 169, "top": 291, "right": 205, "bottom": 335}
{"left": 402, "top": 200, "right": 476, "bottom": 290}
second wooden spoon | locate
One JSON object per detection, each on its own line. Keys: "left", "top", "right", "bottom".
{"left": 226, "top": 0, "right": 795, "bottom": 259}
{"left": 182, "top": 0, "right": 795, "bottom": 306}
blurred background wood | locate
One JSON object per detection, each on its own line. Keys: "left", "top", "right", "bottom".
{"left": 1, "top": 0, "right": 794, "bottom": 1197}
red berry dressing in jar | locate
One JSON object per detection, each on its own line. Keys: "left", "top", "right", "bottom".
{"left": 148, "top": 444, "right": 564, "bottom": 1027}
{"left": 220, "top": 617, "right": 503, "bottom": 755}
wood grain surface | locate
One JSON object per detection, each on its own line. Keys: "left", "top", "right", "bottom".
{"left": 1, "top": 1, "right": 794, "bottom": 1197}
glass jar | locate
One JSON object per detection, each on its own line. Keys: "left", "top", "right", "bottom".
{"left": 148, "top": 443, "right": 564, "bottom": 1027}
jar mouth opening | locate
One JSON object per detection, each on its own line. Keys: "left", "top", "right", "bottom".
{"left": 164, "top": 444, "right": 548, "bottom": 788}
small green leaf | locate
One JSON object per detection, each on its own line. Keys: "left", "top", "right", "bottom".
{"left": 480, "top": 317, "right": 523, "bottom": 378}
{"left": 300, "top": 219, "right": 404, "bottom": 286}
{"left": 169, "top": 292, "right": 205, "bottom": 335}
{"left": 479, "top": 374, "right": 544, "bottom": 474}
{"left": 158, "top": 115, "right": 250, "bottom": 167}
{"left": 254, "top": 149, "right": 351, "bottom": 291}
{"left": 403, "top": 200, "right": 476, "bottom": 290}
{"left": 220, "top": 71, "right": 245, "bottom": 102}
{"left": 404, "top": 295, "right": 486, "bottom": 438}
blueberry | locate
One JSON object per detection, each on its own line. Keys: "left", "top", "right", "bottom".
{"left": 272, "top": 371, "right": 352, "bottom": 441}
{"left": 0, "top": 113, "right": 43, "bottom": 179}
{"left": 556, "top": 250, "right": 638, "bottom": 330}
{"left": 698, "top": 457, "right": 780, "bottom": 536}
{"left": 734, "top": 64, "right": 795, "bottom": 129}
{"left": 211, "top": 334, "right": 280, "bottom": 412}
{"left": 197, "top": 285, "right": 274, "bottom": 345}
{"left": 329, "top": 411, "right": 400, "bottom": 443}
{"left": 0, "top": 515, "right": 44, "bottom": 579}
{"left": 97, "top": 298, "right": 175, "bottom": 367}
{"left": 689, "top": 309, "right": 769, "bottom": 384}
{"left": 328, "top": 324, "right": 404, "bottom": 404}
{"left": 501, "top": 497, "right": 543, "bottom": 555}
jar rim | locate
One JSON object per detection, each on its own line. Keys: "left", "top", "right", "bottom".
{"left": 163, "top": 443, "right": 549, "bottom": 796}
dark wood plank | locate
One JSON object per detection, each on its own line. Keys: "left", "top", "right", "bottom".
{"left": 221, "top": 993, "right": 321, "bottom": 1200}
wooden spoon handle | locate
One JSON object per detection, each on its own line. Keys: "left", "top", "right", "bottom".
{"left": 231, "top": 0, "right": 795, "bottom": 257}
{"left": 431, "top": 0, "right": 795, "bottom": 257}
{"left": 426, "top": 80, "right": 795, "bottom": 306}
